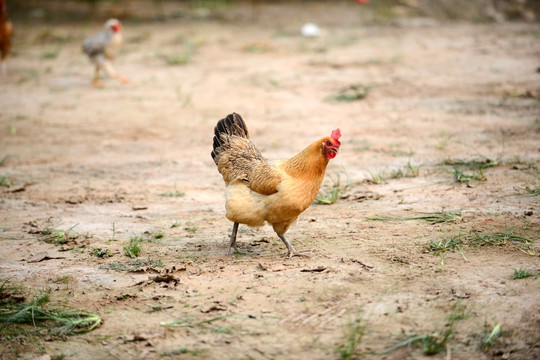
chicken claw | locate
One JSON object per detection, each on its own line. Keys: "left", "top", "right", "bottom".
{"left": 277, "top": 233, "right": 309, "bottom": 258}
{"left": 115, "top": 75, "right": 130, "bottom": 84}
{"left": 226, "top": 222, "right": 245, "bottom": 255}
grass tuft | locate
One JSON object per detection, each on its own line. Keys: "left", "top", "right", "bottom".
{"left": 124, "top": 236, "right": 143, "bottom": 258}
{"left": 367, "top": 210, "right": 461, "bottom": 224}
{"left": 161, "top": 315, "right": 228, "bottom": 328}
{"left": 184, "top": 222, "right": 198, "bottom": 233}
{"left": 336, "top": 315, "right": 366, "bottom": 360}
{"left": 92, "top": 248, "right": 112, "bottom": 258}
{"left": 40, "top": 224, "right": 79, "bottom": 245}
{"left": 315, "top": 171, "right": 350, "bottom": 205}
{"left": 381, "top": 302, "right": 468, "bottom": 356}
{"left": 512, "top": 185, "right": 540, "bottom": 197}
{"left": 0, "top": 176, "right": 11, "bottom": 187}
{"left": 511, "top": 268, "right": 537, "bottom": 279}
{"left": 369, "top": 170, "right": 385, "bottom": 184}
{"left": 478, "top": 324, "right": 502, "bottom": 353}
{"left": 160, "top": 183, "right": 185, "bottom": 198}
{"left": 156, "top": 41, "right": 194, "bottom": 66}
{"left": 98, "top": 257, "right": 163, "bottom": 272}
{"left": 327, "top": 84, "right": 371, "bottom": 102}
{"left": 452, "top": 167, "right": 486, "bottom": 184}
{"left": 441, "top": 158, "right": 499, "bottom": 184}
{"left": 424, "top": 229, "right": 536, "bottom": 264}
{"left": 0, "top": 281, "right": 101, "bottom": 338}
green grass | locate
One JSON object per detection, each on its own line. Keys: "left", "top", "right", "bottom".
{"left": 161, "top": 315, "right": 228, "bottom": 328}
{"left": 512, "top": 185, "right": 540, "bottom": 197}
{"left": 40, "top": 47, "right": 61, "bottom": 60}
{"left": 369, "top": 170, "right": 385, "bottom": 184}
{"left": 315, "top": 171, "right": 350, "bottom": 205}
{"left": 0, "top": 281, "right": 100, "bottom": 338}
{"left": 92, "top": 248, "right": 112, "bottom": 258}
{"left": 184, "top": 222, "right": 198, "bottom": 233}
{"left": 390, "top": 160, "right": 422, "bottom": 179}
{"left": 381, "top": 302, "right": 468, "bottom": 356}
{"left": 98, "top": 257, "right": 163, "bottom": 272}
{"left": 326, "top": 84, "right": 371, "bottom": 102}
{"left": 468, "top": 230, "right": 534, "bottom": 248}
{"left": 123, "top": 236, "right": 143, "bottom": 258}
{"left": 0, "top": 176, "right": 11, "bottom": 187}
{"left": 336, "top": 315, "right": 366, "bottom": 360}
{"left": 156, "top": 41, "right": 194, "bottom": 66}
{"left": 162, "top": 347, "right": 207, "bottom": 357}
{"left": 160, "top": 183, "right": 185, "bottom": 198}
{"left": 511, "top": 268, "right": 537, "bottom": 279}
{"left": 452, "top": 167, "right": 486, "bottom": 183}
{"left": 367, "top": 210, "right": 462, "bottom": 224}
{"left": 153, "top": 232, "right": 165, "bottom": 240}
{"left": 441, "top": 158, "right": 499, "bottom": 184}
{"left": 425, "top": 234, "right": 462, "bottom": 251}
{"left": 53, "top": 276, "right": 71, "bottom": 285}
{"left": 40, "top": 225, "right": 79, "bottom": 245}
{"left": 442, "top": 158, "right": 499, "bottom": 170}
{"left": 478, "top": 324, "right": 502, "bottom": 353}
{"left": 424, "top": 229, "right": 536, "bottom": 264}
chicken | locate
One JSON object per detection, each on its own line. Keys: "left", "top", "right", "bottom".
{"left": 0, "top": 0, "right": 12, "bottom": 76}
{"left": 211, "top": 113, "right": 341, "bottom": 258}
{"left": 82, "top": 18, "right": 128, "bottom": 87}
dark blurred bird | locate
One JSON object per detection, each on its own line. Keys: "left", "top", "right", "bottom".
{"left": 0, "top": 0, "right": 12, "bottom": 76}
{"left": 82, "top": 18, "right": 128, "bottom": 87}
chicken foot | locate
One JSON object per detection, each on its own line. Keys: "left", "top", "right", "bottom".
{"left": 276, "top": 233, "right": 309, "bottom": 258}
{"left": 103, "top": 61, "right": 129, "bottom": 84}
{"left": 92, "top": 62, "right": 129, "bottom": 87}
{"left": 226, "top": 222, "right": 245, "bottom": 255}
{"left": 92, "top": 65, "right": 103, "bottom": 87}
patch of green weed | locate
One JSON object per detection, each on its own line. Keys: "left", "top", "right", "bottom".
{"left": 511, "top": 268, "right": 537, "bottom": 279}
{"left": 92, "top": 248, "right": 112, "bottom": 258}
{"left": 124, "top": 236, "right": 143, "bottom": 258}
{"left": 336, "top": 314, "right": 366, "bottom": 360}
{"left": 315, "top": 171, "right": 350, "bottom": 205}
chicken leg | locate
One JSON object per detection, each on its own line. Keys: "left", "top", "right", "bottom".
{"left": 276, "top": 233, "right": 309, "bottom": 258}
{"left": 92, "top": 65, "right": 103, "bottom": 87}
{"left": 103, "top": 60, "right": 129, "bottom": 84}
{"left": 226, "top": 222, "right": 243, "bottom": 255}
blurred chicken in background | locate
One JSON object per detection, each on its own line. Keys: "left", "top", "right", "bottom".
{"left": 82, "top": 18, "right": 128, "bottom": 87}
{"left": 0, "top": 0, "right": 12, "bottom": 76}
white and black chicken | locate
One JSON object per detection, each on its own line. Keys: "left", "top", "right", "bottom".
{"left": 82, "top": 19, "right": 128, "bottom": 87}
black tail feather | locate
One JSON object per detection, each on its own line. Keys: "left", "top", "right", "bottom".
{"left": 211, "top": 113, "right": 249, "bottom": 163}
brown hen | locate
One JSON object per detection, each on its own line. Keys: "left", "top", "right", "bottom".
{"left": 212, "top": 113, "right": 341, "bottom": 257}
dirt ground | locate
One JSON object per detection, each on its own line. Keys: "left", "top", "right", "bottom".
{"left": 1, "top": 2, "right": 539, "bottom": 360}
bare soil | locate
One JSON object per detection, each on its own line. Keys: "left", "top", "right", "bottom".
{"left": 1, "top": 3, "right": 539, "bottom": 360}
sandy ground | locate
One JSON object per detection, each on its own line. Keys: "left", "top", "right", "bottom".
{"left": 0, "top": 3, "right": 539, "bottom": 360}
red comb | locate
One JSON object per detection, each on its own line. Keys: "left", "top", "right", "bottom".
{"left": 331, "top": 129, "right": 341, "bottom": 141}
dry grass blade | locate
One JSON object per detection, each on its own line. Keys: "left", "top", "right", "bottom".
{"left": 442, "top": 158, "right": 499, "bottom": 170}
{"left": 512, "top": 185, "right": 540, "bottom": 197}
{"left": 0, "top": 287, "right": 101, "bottom": 337}
{"left": 160, "top": 315, "right": 228, "bottom": 328}
{"left": 366, "top": 211, "right": 461, "bottom": 224}
{"left": 424, "top": 229, "right": 536, "bottom": 264}
{"left": 0, "top": 306, "right": 101, "bottom": 336}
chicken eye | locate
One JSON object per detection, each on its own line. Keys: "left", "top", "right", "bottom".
{"left": 326, "top": 140, "right": 332, "bottom": 146}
